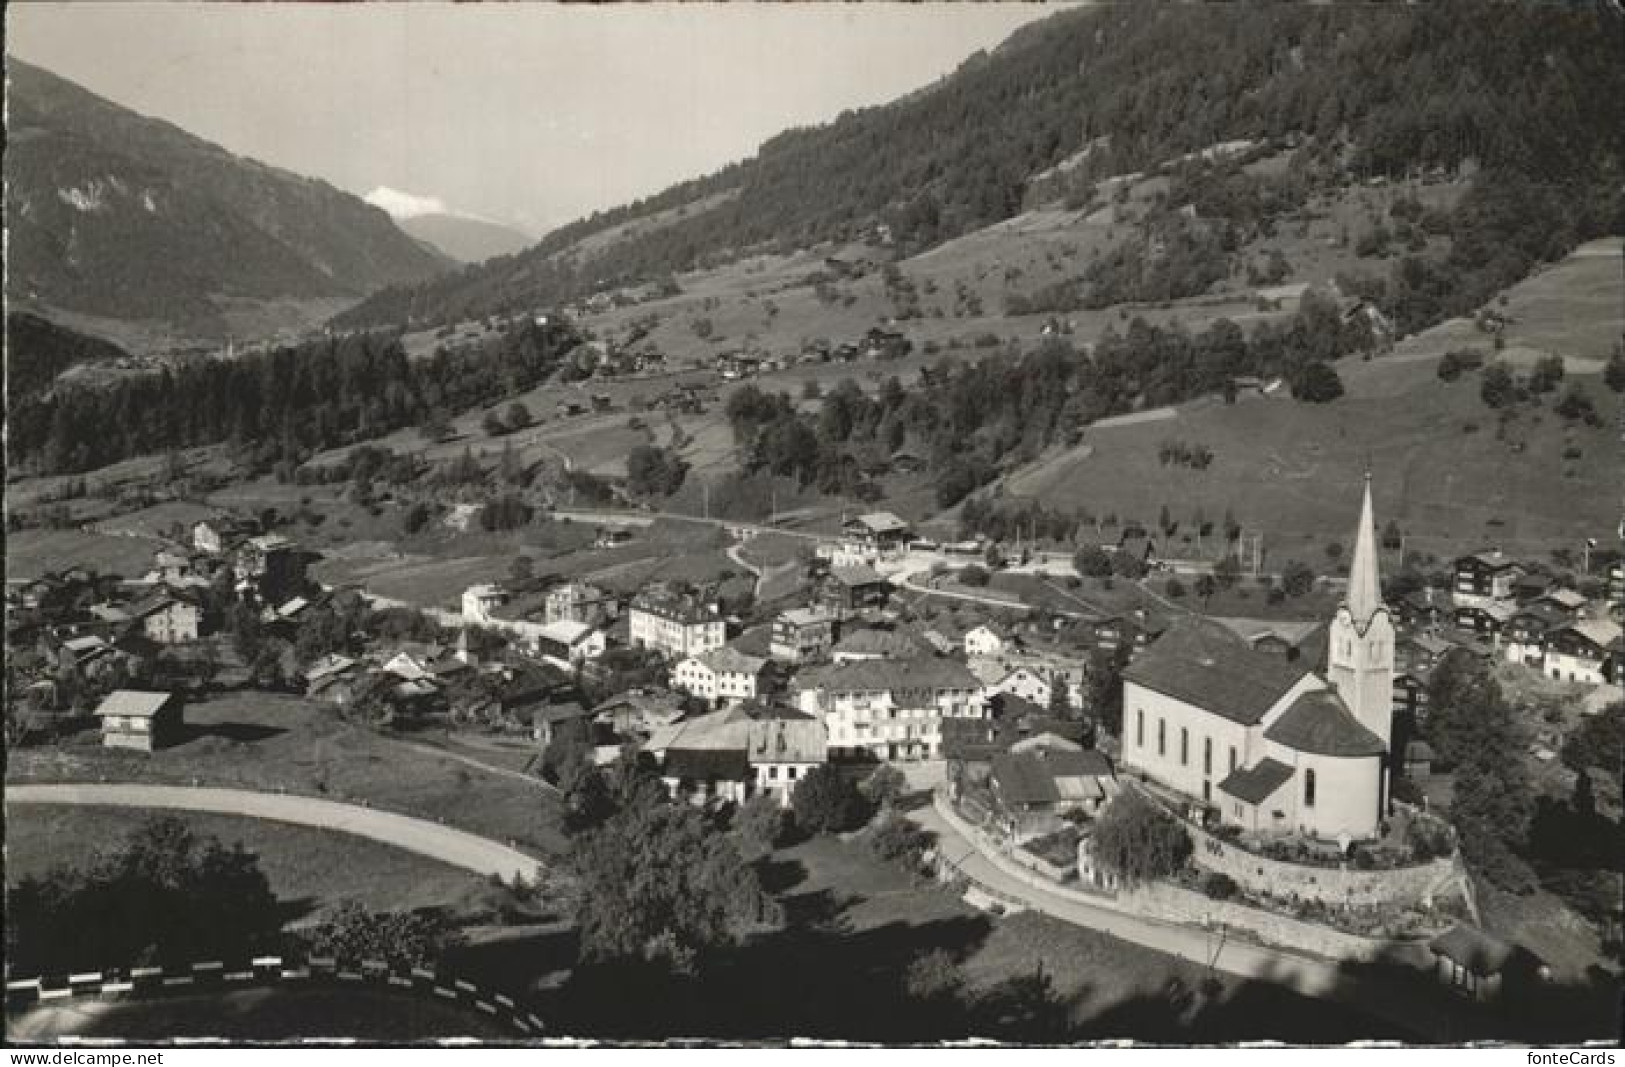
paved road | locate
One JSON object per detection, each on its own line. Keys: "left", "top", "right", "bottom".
{"left": 910, "top": 800, "right": 1341, "bottom": 995}
{"left": 912, "top": 796, "right": 1442, "bottom": 1038}
{"left": 7, "top": 783, "right": 542, "bottom": 882}
{"left": 893, "top": 568, "right": 1085, "bottom": 617}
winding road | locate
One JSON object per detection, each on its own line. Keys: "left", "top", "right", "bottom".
{"left": 7, "top": 783, "right": 542, "bottom": 882}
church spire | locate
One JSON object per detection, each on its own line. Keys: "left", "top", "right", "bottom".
{"left": 1345, "top": 472, "right": 1383, "bottom": 627}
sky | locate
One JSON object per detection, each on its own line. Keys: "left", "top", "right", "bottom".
{"left": 7, "top": 2, "right": 1063, "bottom": 237}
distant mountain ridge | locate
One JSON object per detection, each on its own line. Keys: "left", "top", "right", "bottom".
{"left": 4, "top": 58, "right": 452, "bottom": 339}
{"left": 394, "top": 213, "right": 534, "bottom": 264}
{"left": 334, "top": 1, "right": 1622, "bottom": 330}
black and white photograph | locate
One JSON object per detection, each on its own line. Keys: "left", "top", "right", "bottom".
{"left": 3, "top": 0, "right": 1622, "bottom": 1050}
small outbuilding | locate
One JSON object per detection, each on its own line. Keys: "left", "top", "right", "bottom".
{"left": 94, "top": 690, "right": 184, "bottom": 752}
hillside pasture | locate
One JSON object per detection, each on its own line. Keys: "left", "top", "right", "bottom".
{"left": 6, "top": 528, "right": 167, "bottom": 581}
{"left": 4, "top": 691, "right": 568, "bottom": 858}
{"left": 4, "top": 805, "right": 481, "bottom": 920}
{"left": 999, "top": 344, "right": 1618, "bottom": 562}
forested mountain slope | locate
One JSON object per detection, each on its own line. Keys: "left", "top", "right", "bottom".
{"left": 335, "top": 1, "right": 1622, "bottom": 329}
{"left": 5, "top": 60, "right": 452, "bottom": 339}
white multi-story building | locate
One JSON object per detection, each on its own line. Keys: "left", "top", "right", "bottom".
{"left": 628, "top": 587, "right": 725, "bottom": 661}
{"left": 794, "top": 657, "right": 986, "bottom": 761}
{"left": 672, "top": 646, "right": 768, "bottom": 707}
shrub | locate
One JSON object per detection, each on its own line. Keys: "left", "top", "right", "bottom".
{"left": 735, "top": 794, "right": 791, "bottom": 860}
{"left": 866, "top": 812, "right": 934, "bottom": 871}
{"left": 1202, "top": 872, "right": 1238, "bottom": 901}
{"left": 791, "top": 765, "right": 870, "bottom": 834}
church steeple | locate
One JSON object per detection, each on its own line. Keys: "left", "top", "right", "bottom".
{"left": 1344, "top": 472, "right": 1383, "bottom": 630}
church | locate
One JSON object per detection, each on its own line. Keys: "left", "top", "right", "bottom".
{"left": 1120, "top": 478, "right": 1394, "bottom": 841}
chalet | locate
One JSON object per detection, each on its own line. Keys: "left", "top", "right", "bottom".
{"left": 746, "top": 711, "right": 828, "bottom": 806}
{"left": 964, "top": 623, "right": 1017, "bottom": 660}
{"left": 628, "top": 586, "right": 725, "bottom": 661}
{"left": 842, "top": 511, "right": 913, "bottom": 556}
{"left": 647, "top": 704, "right": 828, "bottom": 808}
{"left": 831, "top": 625, "right": 931, "bottom": 663}
{"left": 672, "top": 646, "right": 769, "bottom": 707}
{"left": 820, "top": 566, "right": 892, "bottom": 615}
{"left": 1398, "top": 632, "right": 1457, "bottom": 673}
{"left": 1511, "top": 571, "right": 1554, "bottom": 603}
{"left": 193, "top": 516, "right": 258, "bottom": 556}
{"left": 1452, "top": 551, "right": 1521, "bottom": 608}
{"left": 591, "top": 393, "right": 614, "bottom": 412}
{"left": 1392, "top": 669, "right": 1432, "bottom": 722}
{"left": 942, "top": 694, "right": 1086, "bottom": 767}
{"left": 1502, "top": 602, "right": 1570, "bottom": 667}
{"left": 531, "top": 701, "right": 594, "bottom": 746}
{"left": 1428, "top": 924, "right": 1525, "bottom": 1003}
{"left": 990, "top": 740, "right": 1117, "bottom": 837}
{"left": 770, "top": 607, "right": 837, "bottom": 665}
{"left": 1396, "top": 589, "right": 1447, "bottom": 630}
{"left": 716, "top": 352, "right": 762, "bottom": 380}
{"left": 793, "top": 657, "right": 986, "bottom": 761}
{"left": 593, "top": 690, "right": 685, "bottom": 739}
{"left": 862, "top": 327, "right": 911, "bottom": 360}
{"left": 544, "top": 582, "right": 618, "bottom": 627}
{"left": 558, "top": 399, "right": 588, "bottom": 417}
{"left": 94, "top": 690, "right": 183, "bottom": 752}
{"left": 1210, "top": 618, "right": 1325, "bottom": 665}
{"left": 234, "top": 534, "right": 307, "bottom": 604}
{"left": 1534, "top": 588, "right": 1588, "bottom": 615}
{"left": 595, "top": 528, "right": 635, "bottom": 549}
{"left": 1543, "top": 619, "right": 1622, "bottom": 686}
{"left": 1453, "top": 601, "right": 1513, "bottom": 637}
{"left": 128, "top": 592, "right": 202, "bottom": 644}
{"left": 533, "top": 619, "right": 606, "bottom": 671}
{"left": 983, "top": 664, "right": 1076, "bottom": 712}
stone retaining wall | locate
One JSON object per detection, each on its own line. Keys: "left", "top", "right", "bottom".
{"left": 1120, "top": 882, "right": 1433, "bottom": 965}
{"left": 1186, "top": 821, "right": 1466, "bottom": 909}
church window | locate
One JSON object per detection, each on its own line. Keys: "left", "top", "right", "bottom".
{"left": 1304, "top": 769, "right": 1317, "bottom": 808}
{"left": 1204, "top": 738, "right": 1212, "bottom": 775}
{"left": 1157, "top": 719, "right": 1165, "bottom": 757}
{"left": 1202, "top": 781, "right": 1211, "bottom": 802}
{"left": 1136, "top": 710, "right": 1144, "bottom": 747}
{"left": 1229, "top": 746, "right": 1237, "bottom": 772}
{"left": 1180, "top": 728, "right": 1189, "bottom": 766}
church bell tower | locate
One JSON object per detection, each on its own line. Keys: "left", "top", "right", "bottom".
{"left": 1326, "top": 474, "right": 1395, "bottom": 752}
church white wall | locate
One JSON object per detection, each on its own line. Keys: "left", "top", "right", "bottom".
{"left": 1122, "top": 682, "right": 1256, "bottom": 806}
{"left": 1261, "top": 738, "right": 1382, "bottom": 840}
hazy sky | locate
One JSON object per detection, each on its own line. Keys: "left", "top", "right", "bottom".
{"left": 7, "top": 2, "right": 1062, "bottom": 236}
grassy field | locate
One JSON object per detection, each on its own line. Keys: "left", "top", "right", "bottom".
{"left": 4, "top": 805, "right": 482, "bottom": 920}
{"left": 5, "top": 691, "right": 567, "bottom": 858}
{"left": 6, "top": 528, "right": 168, "bottom": 581}
{"left": 1002, "top": 343, "right": 1619, "bottom": 563}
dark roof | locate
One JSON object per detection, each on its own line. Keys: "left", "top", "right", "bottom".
{"left": 829, "top": 565, "right": 890, "bottom": 588}
{"left": 796, "top": 656, "right": 981, "bottom": 694}
{"left": 534, "top": 701, "right": 591, "bottom": 724}
{"left": 1264, "top": 690, "right": 1386, "bottom": 758}
{"left": 833, "top": 626, "right": 931, "bottom": 657}
{"left": 1217, "top": 757, "right": 1295, "bottom": 805}
{"left": 991, "top": 748, "right": 1113, "bottom": 806}
{"left": 1428, "top": 924, "right": 1514, "bottom": 976}
{"left": 662, "top": 748, "right": 751, "bottom": 782}
{"left": 1122, "top": 618, "right": 1309, "bottom": 726}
